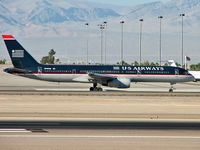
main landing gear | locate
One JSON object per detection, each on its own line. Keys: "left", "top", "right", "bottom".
{"left": 169, "top": 83, "right": 175, "bottom": 93}
{"left": 90, "top": 83, "right": 103, "bottom": 91}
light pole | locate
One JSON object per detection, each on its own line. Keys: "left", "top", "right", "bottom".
{"left": 139, "top": 19, "right": 143, "bottom": 66}
{"left": 103, "top": 21, "right": 107, "bottom": 65}
{"left": 85, "top": 23, "right": 89, "bottom": 64}
{"left": 98, "top": 24, "right": 105, "bottom": 64}
{"left": 180, "top": 13, "right": 185, "bottom": 68}
{"left": 120, "top": 21, "right": 125, "bottom": 66}
{"left": 158, "top": 16, "right": 163, "bottom": 66}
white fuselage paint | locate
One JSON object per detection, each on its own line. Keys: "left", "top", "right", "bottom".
{"left": 24, "top": 73, "right": 194, "bottom": 84}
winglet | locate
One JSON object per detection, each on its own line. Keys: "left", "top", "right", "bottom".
{"left": 2, "top": 35, "right": 15, "bottom": 40}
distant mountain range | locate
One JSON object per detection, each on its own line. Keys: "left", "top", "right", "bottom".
{"left": 127, "top": 0, "right": 200, "bottom": 18}
{"left": 0, "top": 0, "right": 200, "bottom": 35}
{"left": 0, "top": 0, "right": 120, "bottom": 25}
{"left": 0, "top": 0, "right": 200, "bottom": 64}
{"left": 126, "top": 0, "right": 200, "bottom": 29}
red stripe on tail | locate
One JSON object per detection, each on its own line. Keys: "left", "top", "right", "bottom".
{"left": 2, "top": 35, "right": 14, "bottom": 40}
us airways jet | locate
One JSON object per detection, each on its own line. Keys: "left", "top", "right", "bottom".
{"left": 2, "top": 35, "right": 194, "bottom": 92}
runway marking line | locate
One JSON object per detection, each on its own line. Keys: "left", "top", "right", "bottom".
{"left": 0, "top": 129, "right": 31, "bottom": 133}
{"left": 1, "top": 135, "right": 200, "bottom": 139}
{"left": 35, "top": 88, "right": 88, "bottom": 91}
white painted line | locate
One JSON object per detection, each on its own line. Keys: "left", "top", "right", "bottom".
{"left": 34, "top": 88, "right": 162, "bottom": 92}
{"left": 0, "top": 131, "right": 31, "bottom": 133}
{"left": 0, "top": 129, "right": 27, "bottom": 131}
{"left": 35, "top": 88, "right": 88, "bottom": 91}
{"left": 0, "top": 129, "right": 31, "bottom": 133}
{"left": 34, "top": 88, "right": 200, "bottom": 92}
{"left": 1, "top": 135, "right": 200, "bottom": 139}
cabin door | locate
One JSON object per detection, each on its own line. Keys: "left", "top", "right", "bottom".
{"left": 38, "top": 66, "right": 42, "bottom": 74}
{"left": 72, "top": 69, "right": 76, "bottom": 74}
{"left": 136, "top": 69, "right": 142, "bottom": 81}
{"left": 137, "top": 69, "right": 142, "bottom": 76}
{"left": 175, "top": 69, "right": 179, "bottom": 77}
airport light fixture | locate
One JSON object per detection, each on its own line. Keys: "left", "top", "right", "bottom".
{"left": 103, "top": 21, "right": 107, "bottom": 64}
{"left": 158, "top": 16, "right": 163, "bottom": 66}
{"left": 120, "top": 21, "right": 125, "bottom": 66}
{"left": 98, "top": 24, "right": 105, "bottom": 64}
{"left": 139, "top": 19, "right": 143, "bottom": 66}
{"left": 85, "top": 23, "right": 89, "bottom": 64}
{"left": 180, "top": 13, "right": 185, "bottom": 68}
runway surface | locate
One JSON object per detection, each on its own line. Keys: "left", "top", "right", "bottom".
{"left": 1, "top": 65, "right": 200, "bottom": 149}
{"left": 1, "top": 129, "right": 200, "bottom": 150}
{"left": 1, "top": 93, "right": 200, "bottom": 120}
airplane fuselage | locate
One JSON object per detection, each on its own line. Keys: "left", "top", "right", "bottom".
{"left": 13, "top": 64, "right": 193, "bottom": 84}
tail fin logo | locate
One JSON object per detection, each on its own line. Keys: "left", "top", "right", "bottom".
{"left": 2, "top": 35, "right": 14, "bottom": 40}
{"left": 12, "top": 50, "right": 24, "bottom": 58}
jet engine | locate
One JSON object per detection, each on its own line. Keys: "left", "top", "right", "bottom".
{"left": 107, "top": 77, "right": 131, "bottom": 88}
{"left": 4, "top": 68, "right": 26, "bottom": 74}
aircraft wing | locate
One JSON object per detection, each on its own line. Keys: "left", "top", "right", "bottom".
{"left": 72, "top": 73, "right": 117, "bottom": 83}
{"left": 88, "top": 73, "right": 116, "bottom": 82}
{"left": 88, "top": 73, "right": 131, "bottom": 88}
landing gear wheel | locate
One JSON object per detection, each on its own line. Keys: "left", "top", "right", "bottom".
{"left": 89, "top": 83, "right": 103, "bottom": 92}
{"left": 169, "top": 88, "right": 173, "bottom": 93}
{"left": 90, "top": 87, "right": 94, "bottom": 91}
{"left": 169, "top": 83, "right": 175, "bottom": 93}
{"left": 97, "top": 87, "right": 103, "bottom": 91}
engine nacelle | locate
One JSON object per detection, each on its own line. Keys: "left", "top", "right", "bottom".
{"left": 4, "top": 68, "right": 27, "bottom": 74}
{"left": 107, "top": 77, "right": 131, "bottom": 88}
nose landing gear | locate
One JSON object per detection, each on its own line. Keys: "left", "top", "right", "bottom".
{"left": 169, "top": 88, "right": 173, "bottom": 93}
{"left": 169, "top": 83, "right": 176, "bottom": 93}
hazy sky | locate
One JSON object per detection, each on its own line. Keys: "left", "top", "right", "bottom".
{"left": 88, "top": 0, "right": 168, "bottom": 6}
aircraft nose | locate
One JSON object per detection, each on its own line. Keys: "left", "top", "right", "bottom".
{"left": 190, "top": 74, "right": 195, "bottom": 82}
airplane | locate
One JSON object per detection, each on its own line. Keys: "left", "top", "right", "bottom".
{"left": 2, "top": 34, "right": 194, "bottom": 92}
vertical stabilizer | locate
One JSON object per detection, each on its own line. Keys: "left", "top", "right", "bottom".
{"left": 2, "top": 35, "right": 39, "bottom": 69}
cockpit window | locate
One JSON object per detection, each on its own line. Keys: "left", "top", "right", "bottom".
{"left": 184, "top": 71, "right": 189, "bottom": 75}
